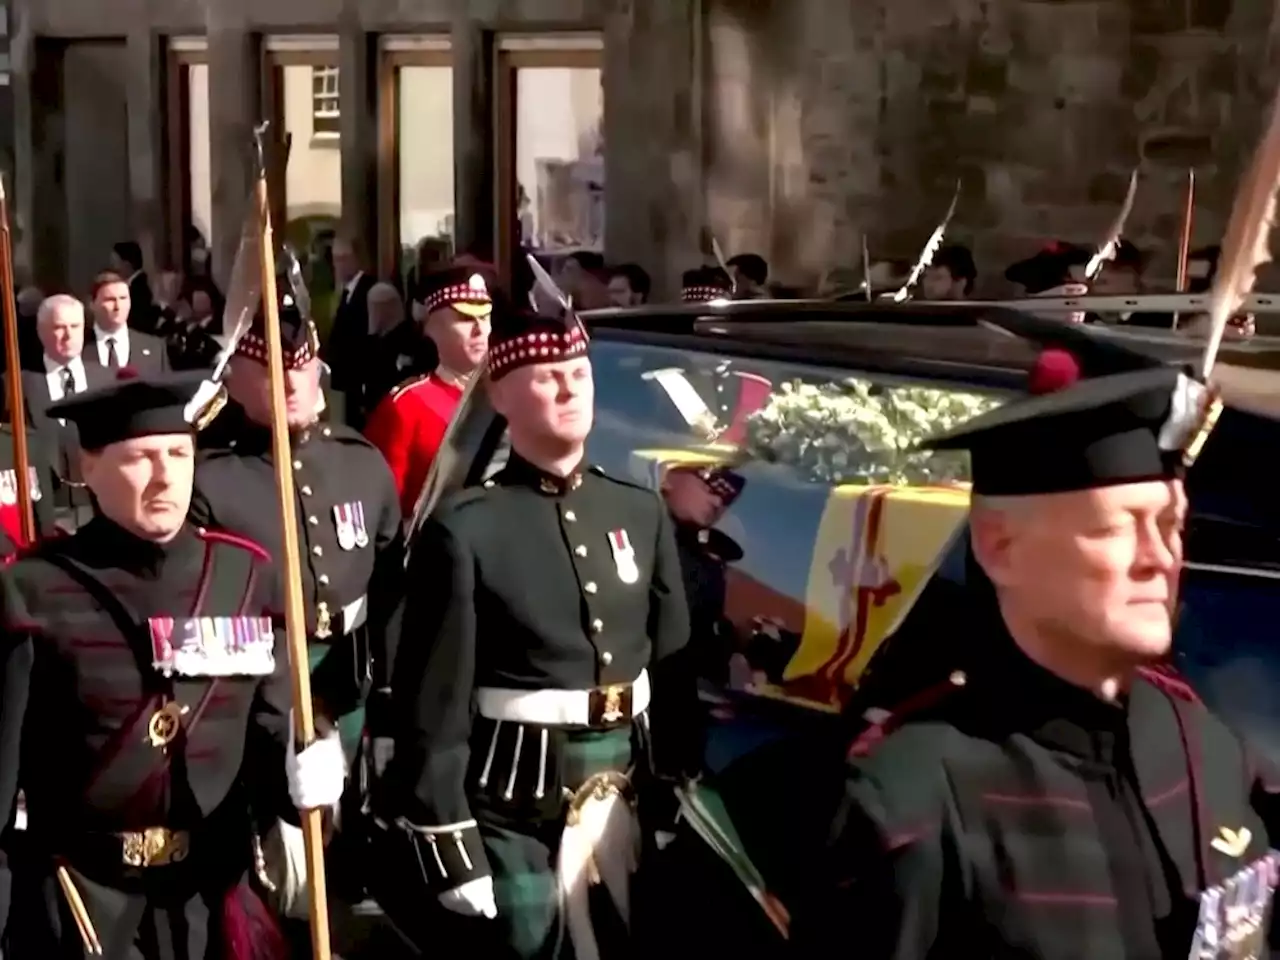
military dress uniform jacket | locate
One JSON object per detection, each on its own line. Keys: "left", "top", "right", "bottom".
{"left": 794, "top": 624, "right": 1280, "bottom": 960}
{"left": 0, "top": 518, "right": 292, "bottom": 960}
{"left": 381, "top": 453, "right": 696, "bottom": 895}
{"left": 189, "top": 411, "right": 405, "bottom": 714}
{"left": 363, "top": 370, "right": 465, "bottom": 517}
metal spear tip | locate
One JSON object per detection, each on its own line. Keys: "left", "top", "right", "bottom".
{"left": 0, "top": 173, "right": 7, "bottom": 203}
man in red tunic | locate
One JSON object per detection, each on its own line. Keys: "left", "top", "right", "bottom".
{"left": 364, "top": 264, "right": 495, "bottom": 516}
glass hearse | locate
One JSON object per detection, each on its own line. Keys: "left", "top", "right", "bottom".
{"left": 408, "top": 299, "right": 1280, "bottom": 947}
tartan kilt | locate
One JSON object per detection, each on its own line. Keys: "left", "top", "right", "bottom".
{"left": 307, "top": 641, "right": 364, "bottom": 759}
{"left": 478, "top": 724, "right": 636, "bottom": 960}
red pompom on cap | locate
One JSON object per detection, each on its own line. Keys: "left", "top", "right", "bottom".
{"left": 1027, "top": 348, "right": 1081, "bottom": 396}
{"left": 115, "top": 366, "right": 141, "bottom": 381}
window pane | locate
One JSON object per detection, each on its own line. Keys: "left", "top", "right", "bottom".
{"left": 397, "top": 65, "right": 455, "bottom": 281}
{"left": 281, "top": 64, "right": 342, "bottom": 330}
{"left": 515, "top": 66, "right": 603, "bottom": 254}
{"left": 187, "top": 63, "right": 212, "bottom": 254}
{"left": 583, "top": 339, "right": 1004, "bottom": 722}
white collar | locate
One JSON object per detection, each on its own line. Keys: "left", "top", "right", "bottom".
{"left": 345, "top": 271, "right": 364, "bottom": 296}
{"left": 96, "top": 325, "right": 129, "bottom": 343}
{"left": 43, "top": 354, "right": 83, "bottom": 373}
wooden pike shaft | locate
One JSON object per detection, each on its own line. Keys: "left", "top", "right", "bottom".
{"left": 1176, "top": 170, "right": 1195, "bottom": 293}
{"left": 251, "top": 172, "right": 332, "bottom": 960}
{"left": 0, "top": 177, "right": 34, "bottom": 545}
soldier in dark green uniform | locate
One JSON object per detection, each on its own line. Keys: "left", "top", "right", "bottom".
{"left": 374, "top": 303, "right": 697, "bottom": 959}
{"left": 661, "top": 462, "right": 745, "bottom": 685}
{"left": 794, "top": 354, "right": 1280, "bottom": 958}
{"left": 188, "top": 296, "right": 404, "bottom": 755}
{"left": 0, "top": 369, "right": 346, "bottom": 960}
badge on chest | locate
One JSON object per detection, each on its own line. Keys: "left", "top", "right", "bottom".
{"left": 608, "top": 528, "right": 640, "bottom": 585}
{"left": 1189, "top": 850, "right": 1279, "bottom": 960}
{"left": 333, "top": 501, "right": 369, "bottom": 550}
{"left": 149, "top": 616, "right": 276, "bottom": 677}
{"left": 0, "top": 467, "right": 41, "bottom": 505}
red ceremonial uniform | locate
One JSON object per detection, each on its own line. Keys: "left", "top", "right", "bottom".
{"left": 365, "top": 371, "right": 465, "bottom": 515}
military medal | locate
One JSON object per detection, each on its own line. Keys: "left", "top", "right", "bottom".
{"left": 316, "top": 601, "right": 332, "bottom": 639}
{"left": 333, "top": 503, "right": 357, "bottom": 550}
{"left": 27, "top": 466, "right": 41, "bottom": 501}
{"left": 0, "top": 470, "right": 15, "bottom": 506}
{"left": 352, "top": 501, "right": 369, "bottom": 548}
{"left": 147, "top": 700, "right": 187, "bottom": 747}
{"left": 607, "top": 529, "right": 640, "bottom": 585}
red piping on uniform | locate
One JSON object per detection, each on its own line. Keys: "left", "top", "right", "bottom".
{"left": 1143, "top": 778, "right": 1188, "bottom": 807}
{"left": 982, "top": 793, "right": 1091, "bottom": 811}
{"left": 196, "top": 527, "right": 272, "bottom": 563}
{"left": 191, "top": 538, "right": 215, "bottom": 614}
{"left": 1138, "top": 666, "right": 1208, "bottom": 889}
{"left": 847, "top": 674, "right": 965, "bottom": 760}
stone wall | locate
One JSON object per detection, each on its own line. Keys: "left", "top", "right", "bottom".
{"left": 13, "top": 0, "right": 1280, "bottom": 297}
{"left": 704, "top": 0, "right": 1280, "bottom": 293}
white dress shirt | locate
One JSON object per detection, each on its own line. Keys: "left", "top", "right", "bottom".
{"left": 94, "top": 325, "right": 131, "bottom": 366}
{"left": 44, "top": 355, "right": 88, "bottom": 423}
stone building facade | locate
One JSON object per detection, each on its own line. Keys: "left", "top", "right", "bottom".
{"left": 10, "top": 0, "right": 1280, "bottom": 299}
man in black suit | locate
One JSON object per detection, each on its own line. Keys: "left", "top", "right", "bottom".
{"left": 109, "top": 239, "right": 155, "bottom": 329}
{"left": 10, "top": 295, "right": 112, "bottom": 528}
{"left": 83, "top": 270, "right": 170, "bottom": 375}
{"left": 321, "top": 234, "right": 377, "bottom": 428}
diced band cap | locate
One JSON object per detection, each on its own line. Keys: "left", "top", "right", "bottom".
{"left": 681, "top": 266, "right": 733, "bottom": 302}
{"left": 1005, "top": 242, "right": 1091, "bottom": 295}
{"left": 47, "top": 369, "right": 207, "bottom": 450}
{"left": 417, "top": 264, "right": 496, "bottom": 319}
{"left": 487, "top": 304, "right": 589, "bottom": 381}
{"left": 667, "top": 463, "right": 746, "bottom": 504}
{"left": 235, "top": 292, "right": 319, "bottom": 370}
{"left": 922, "top": 358, "right": 1218, "bottom": 496}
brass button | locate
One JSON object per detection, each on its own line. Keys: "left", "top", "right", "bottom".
{"left": 323, "top": 427, "right": 332, "bottom": 437}
{"left": 301, "top": 485, "right": 313, "bottom": 496}
{"left": 574, "top": 545, "right": 587, "bottom": 557}
{"left": 308, "top": 516, "right": 318, "bottom": 526}
{"left": 600, "top": 651, "right": 613, "bottom": 666}
{"left": 292, "top": 460, "right": 302, "bottom": 470}
{"left": 319, "top": 574, "right": 330, "bottom": 585}
{"left": 564, "top": 510, "right": 577, "bottom": 522}
{"left": 591, "top": 618, "right": 603, "bottom": 634}
{"left": 313, "top": 546, "right": 323, "bottom": 557}
{"left": 484, "top": 480, "right": 495, "bottom": 489}
{"left": 584, "top": 582, "right": 597, "bottom": 594}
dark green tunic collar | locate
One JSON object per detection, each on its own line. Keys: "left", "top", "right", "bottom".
{"left": 498, "top": 450, "right": 585, "bottom": 497}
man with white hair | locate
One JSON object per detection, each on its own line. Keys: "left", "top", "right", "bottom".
{"left": 795, "top": 352, "right": 1280, "bottom": 958}
{"left": 11, "top": 296, "right": 110, "bottom": 524}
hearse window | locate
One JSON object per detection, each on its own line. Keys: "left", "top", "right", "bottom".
{"left": 585, "top": 337, "right": 1006, "bottom": 714}
{"left": 1178, "top": 405, "right": 1280, "bottom": 762}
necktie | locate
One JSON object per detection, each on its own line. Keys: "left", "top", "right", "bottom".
{"left": 60, "top": 367, "right": 75, "bottom": 396}
{"left": 105, "top": 337, "right": 120, "bottom": 368}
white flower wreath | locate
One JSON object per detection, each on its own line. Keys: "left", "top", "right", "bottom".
{"left": 744, "top": 379, "right": 1003, "bottom": 486}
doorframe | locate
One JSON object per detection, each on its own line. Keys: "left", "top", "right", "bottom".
{"left": 163, "top": 38, "right": 208, "bottom": 272}
{"left": 375, "top": 36, "right": 452, "bottom": 282}
{"left": 492, "top": 35, "right": 603, "bottom": 287}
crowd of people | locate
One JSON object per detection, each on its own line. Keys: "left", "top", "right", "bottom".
{"left": 0, "top": 217, "right": 1270, "bottom": 960}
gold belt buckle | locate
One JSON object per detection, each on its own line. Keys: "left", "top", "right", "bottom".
{"left": 564, "top": 771, "right": 634, "bottom": 826}
{"left": 587, "top": 683, "right": 633, "bottom": 726}
{"left": 120, "top": 827, "right": 189, "bottom": 868}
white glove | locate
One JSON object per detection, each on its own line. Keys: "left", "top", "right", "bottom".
{"left": 286, "top": 717, "right": 347, "bottom": 810}
{"left": 438, "top": 876, "right": 497, "bottom": 919}
{"left": 372, "top": 737, "right": 394, "bottom": 778}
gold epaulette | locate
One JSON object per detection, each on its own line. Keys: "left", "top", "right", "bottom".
{"left": 387, "top": 374, "right": 432, "bottom": 405}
